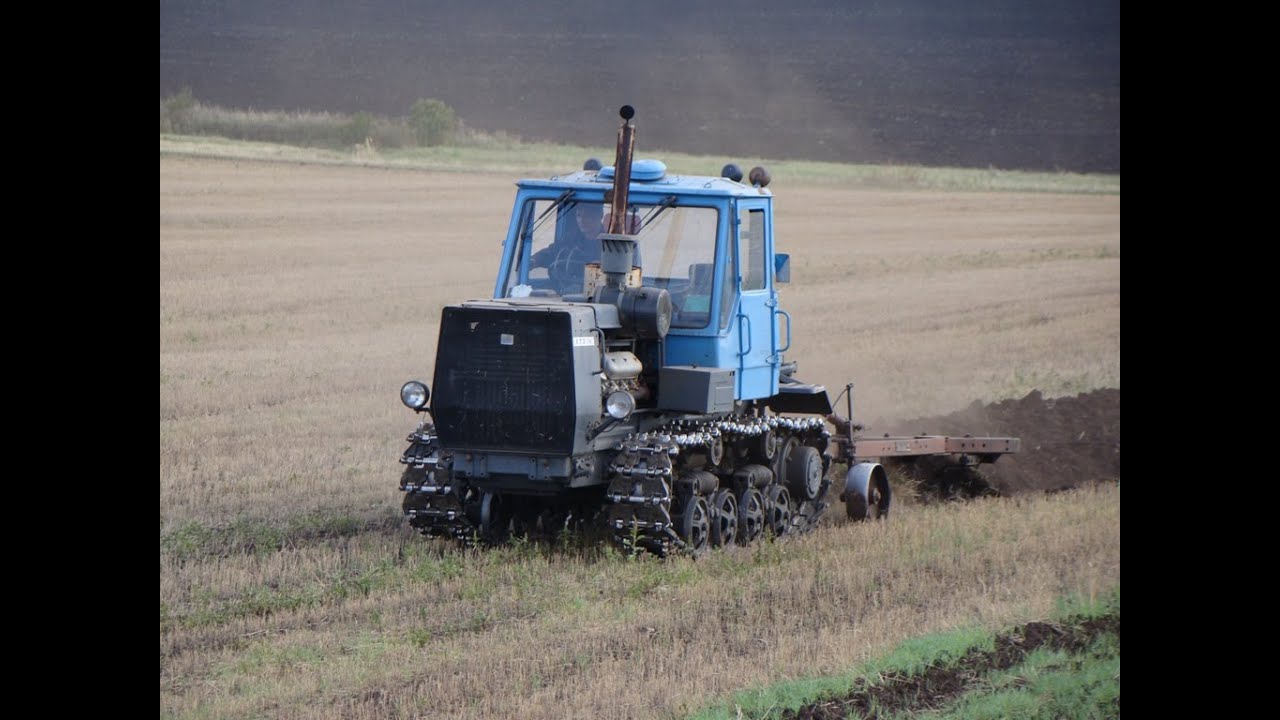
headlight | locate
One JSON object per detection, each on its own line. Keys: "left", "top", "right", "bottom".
{"left": 400, "top": 381, "right": 430, "bottom": 410}
{"left": 605, "top": 390, "right": 635, "bottom": 420}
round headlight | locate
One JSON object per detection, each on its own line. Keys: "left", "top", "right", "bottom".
{"left": 605, "top": 390, "right": 635, "bottom": 420}
{"left": 400, "top": 381, "right": 430, "bottom": 410}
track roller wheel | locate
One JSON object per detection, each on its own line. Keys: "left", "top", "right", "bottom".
{"left": 736, "top": 487, "right": 766, "bottom": 545}
{"left": 677, "top": 495, "right": 710, "bottom": 552}
{"left": 709, "top": 489, "right": 738, "bottom": 547}
{"left": 765, "top": 485, "right": 792, "bottom": 537}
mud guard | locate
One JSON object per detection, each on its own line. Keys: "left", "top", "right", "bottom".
{"left": 761, "top": 384, "right": 833, "bottom": 415}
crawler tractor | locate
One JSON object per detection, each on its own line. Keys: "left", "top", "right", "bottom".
{"left": 397, "top": 106, "right": 1017, "bottom": 555}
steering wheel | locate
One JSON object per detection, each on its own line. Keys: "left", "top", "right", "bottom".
{"left": 546, "top": 247, "right": 586, "bottom": 295}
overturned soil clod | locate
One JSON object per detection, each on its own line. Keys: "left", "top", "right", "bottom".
{"left": 877, "top": 388, "right": 1120, "bottom": 498}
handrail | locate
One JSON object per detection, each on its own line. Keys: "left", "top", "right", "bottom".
{"left": 775, "top": 308, "right": 792, "bottom": 354}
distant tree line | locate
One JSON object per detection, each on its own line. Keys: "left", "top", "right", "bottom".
{"left": 160, "top": 88, "right": 462, "bottom": 151}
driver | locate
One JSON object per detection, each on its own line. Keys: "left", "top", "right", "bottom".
{"left": 531, "top": 202, "right": 604, "bottom": 270}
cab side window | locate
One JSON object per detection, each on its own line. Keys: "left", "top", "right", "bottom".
{"left": 719, "top": 233, "right": 737, "bottom": 330}
{"left": 740, "top": 208, "right": 766, "bottom": 292}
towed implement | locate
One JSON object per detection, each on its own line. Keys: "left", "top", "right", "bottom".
{"left": 397, "top": 106, "right": 1017, "bottom": 555}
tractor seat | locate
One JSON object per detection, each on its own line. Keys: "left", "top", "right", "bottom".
{"left": 675, "top": 263, "right": 715, "bottom": 323}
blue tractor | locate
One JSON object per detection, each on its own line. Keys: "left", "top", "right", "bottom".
{"left": 396, "top": 107, "right": 1015, "bottom": 554}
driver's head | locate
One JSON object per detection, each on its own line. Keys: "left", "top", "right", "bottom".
{"left": 575, "top": 203, "right": 603, "bottom": 235}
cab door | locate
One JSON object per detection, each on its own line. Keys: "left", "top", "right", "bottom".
{"left": 734, "top": 199, "right": 778, "bottom": 400}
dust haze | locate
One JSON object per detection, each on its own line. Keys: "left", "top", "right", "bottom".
{"left": 159, "top": 0, "right": 1120, "bottom": 172}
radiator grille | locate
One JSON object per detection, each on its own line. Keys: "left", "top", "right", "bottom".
{"left": 432, "top": 307, "right": 575, "bottom": 455}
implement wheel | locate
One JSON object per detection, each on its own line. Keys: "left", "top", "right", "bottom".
{"left": 845, "top": 463, "right": 891, "bottom": 522}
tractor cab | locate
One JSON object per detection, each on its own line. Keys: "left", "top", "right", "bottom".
{"left": 494, "top": 160, "right": 802, "bottom": 407}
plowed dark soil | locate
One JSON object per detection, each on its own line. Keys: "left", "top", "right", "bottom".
{"left": 782, "top": 611, "right": 1120, "bottom": 720}
{"left": 882, "top": 388, "right": 1120, "bottom": 497}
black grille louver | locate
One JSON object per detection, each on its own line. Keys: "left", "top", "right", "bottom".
{"left": 432, "top": 307, "right": 576, "bottom": 455}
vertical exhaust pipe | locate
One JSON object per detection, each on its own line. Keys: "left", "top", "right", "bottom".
{"left": 599, "top": 105, "right": 638, "bottom": 293}
{"left": 608, "top": 105, "right": 636, "bottom": 235}
{"left": 592, "top": 105, "right": 672, "bottom": 340}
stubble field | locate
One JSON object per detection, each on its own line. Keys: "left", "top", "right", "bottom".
{"left": 159, "top": 154, "right": 1119, "bottom": 718}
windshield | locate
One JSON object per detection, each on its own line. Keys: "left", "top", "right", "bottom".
{"left": 504, "top": 198, "right": 720, "bottom": 329}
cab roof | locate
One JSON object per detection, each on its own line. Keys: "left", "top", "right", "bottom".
{"left": 515, "top": 161, "right": 773, "bottom": 200}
